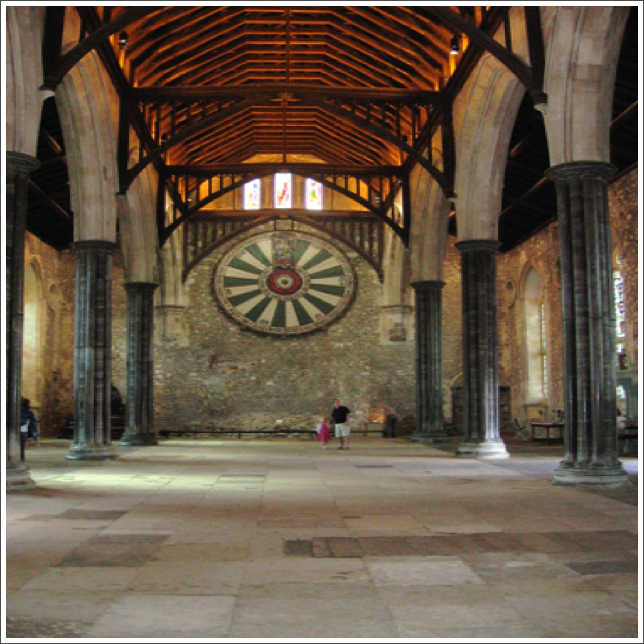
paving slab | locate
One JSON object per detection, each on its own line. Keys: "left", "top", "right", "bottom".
{"left": 5, "top": 438, "right": 638, "bottom": 639}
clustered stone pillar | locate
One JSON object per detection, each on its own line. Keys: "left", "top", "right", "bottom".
{"left": 67, "top": 241, "right": 119, "bottom": 461}
{"left": 546, "top": 162, "right": 629, "bottom": 487}
{"left": 6, "top": 152, "right": 40, "bottom": 490}
{"left": 410, "top": 281, "right": 450, "bottom": 444}
{"left": 455, "top": 240, "right": 509, "bottom": 459}
{"left": 120, "top": 282, "right": 159, "bottom": 446}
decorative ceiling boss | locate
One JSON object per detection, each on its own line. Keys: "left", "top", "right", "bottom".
{"left": 213, "top": 232, "right": 356, "bottom": 336}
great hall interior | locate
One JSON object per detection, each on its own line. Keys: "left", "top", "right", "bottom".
{"left": 5, "top": 5, "right": 639, "bottom": 639}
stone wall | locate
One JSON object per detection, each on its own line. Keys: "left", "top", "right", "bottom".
{"left": 497, "top": 223, "right": 564, "bottom": 431}
{"left": 23, "top": 233, "right": 76, "bottom": 436}
{"left": 110, "top": 249, "right": 128, "bottom": 411}
{"left": 153, "top": 221, "right": 417, "bottom": 433}
{"left": 609, "top": 168, "right": 639, "bottom": 420}
{"left": 23, "top": 169, "right": 636, "bottom": 438}
{"left": 609, "top": 168, "right": 638, "bottom": 369}
{"left": 441, "top": 238, "right": 464, "bottom": 421}
{"left": 496, "top": 166, "right": 638, "bottom": 430}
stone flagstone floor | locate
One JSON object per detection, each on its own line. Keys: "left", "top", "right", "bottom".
{"left": 4, "top": 436, "right": 640, "bottom": 640}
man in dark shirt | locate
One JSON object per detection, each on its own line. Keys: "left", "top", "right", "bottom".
{"left": 331, "top": 399, "right": 351, "bottom": 450}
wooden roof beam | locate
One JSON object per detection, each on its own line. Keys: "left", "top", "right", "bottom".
{"left": 41, "top": 6, "right": 161, "bottom": 90}
{"left": 132, "top": 86, "right": 439, "bottom": 104}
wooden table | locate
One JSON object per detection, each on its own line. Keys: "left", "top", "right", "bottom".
{"left": 531, "top": 422, "right": 564, "bottom": 445}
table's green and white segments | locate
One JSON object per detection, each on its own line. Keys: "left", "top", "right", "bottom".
{"left": 213, "top": 232, "right": 356, "bottom": 335}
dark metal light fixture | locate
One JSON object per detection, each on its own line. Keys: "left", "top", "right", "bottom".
{"left": 118, "top": 31, "right": 128, "bottom": 51}
{"left": 450, "top": 37, "right": 460, "bottom": 55}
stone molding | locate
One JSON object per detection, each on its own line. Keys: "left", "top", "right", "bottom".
{"left": 124, "top": 282, "right": 159, "bottom": 292}
{"left": 6, "top": 151, "right": 40, "bottom": 176}
{"left": 454, "top": 239, "right": 501, "bottom": 254}
{"left": 72, "top": 240, "right": 119, "bottom": 253}
{"left": 546, "top": 161, "right": 616, "bottom": 184}
{"left": 410, "top": 280, "right": 445, "bottom": 292}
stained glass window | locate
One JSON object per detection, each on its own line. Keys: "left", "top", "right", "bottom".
{"left": 274, "top": 173, "right": 292, "bottom": 208}
{"left": 244, "top": 179, "right": 260, "bottom": 210}
{"left": 613, "top": 269, "right": 626, "bottom": 338}
{"left": 305, "top": 178, "right": 323, "bottom": 210}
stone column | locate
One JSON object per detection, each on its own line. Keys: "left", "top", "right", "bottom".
{"left": 120, "top": 282, "right": 159, "bottom": 446}
{"left": 67, "top": 241, "right": 119, "bottom": 461}
{"left": 6, "top": 152, "right": 39, "bottom": 490}
{"left": 546, "top": 162, "right": 629, "bottom": 487}
{"left": 455, "top": 240, "right": 509, "bottom": 459}
{"left": 410, "top": 281, "right": 450, "bottom": 444}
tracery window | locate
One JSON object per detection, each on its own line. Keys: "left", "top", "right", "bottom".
{"left": 540, "top": 301, "right": 548, "bottom": 399}
{"left": 305, "top": 178, "right": 323, "bottom": 210}
{"left": 524, "top": 267, "right": 547, "bottom": 403}
{"left": 275, "top": 173, "right": 292, "bottom": 208}
{"left": 244, "top": 179, "right": 260, "bottom": 210}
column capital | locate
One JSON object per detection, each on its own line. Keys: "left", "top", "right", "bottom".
{"left": 455, "top": 239, "right": 500, "bottom": 255}
{"left": 545, "top": 161, "right": 616, "bottom": 184}
{"left": 124, "top": 282, "right": 159, "bottom": 292}
{"left": 72, "top": 240, "right": 119, "bottom": 254}
{"left": 6, "top": 151, "right": 40, "bottom": 176}
{"left": 410, "top": 280, "right": 445, "bottom": 292}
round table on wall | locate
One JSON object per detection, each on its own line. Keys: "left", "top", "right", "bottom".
{"left": 212, "top": 231, "right": 356, "bottom": 336}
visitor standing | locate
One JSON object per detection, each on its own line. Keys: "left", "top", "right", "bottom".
{"left": 331, "top": 399, "right": 351, "bottom": 450}
{"left": 316, "top": 417, "right": 331, "bottom": 449}
{"left": 20, "top": 398, "right": 36, "bottom": 461}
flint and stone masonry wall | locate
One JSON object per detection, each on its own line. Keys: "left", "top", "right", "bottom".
{"left": 153, "top": 223, "right": 417, "bottom": 433}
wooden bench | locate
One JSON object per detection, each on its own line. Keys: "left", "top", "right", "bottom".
{"left": 158, "top": 427, "right": 318, "bottom": 440}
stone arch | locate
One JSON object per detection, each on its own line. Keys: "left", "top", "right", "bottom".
{"left": 5, "top": 6, "right": 47, "bottom": 157}
{"left": 380, "top": 200, "right": 413, "bottom": 345}
{"left": 452, "top": 53, "right": 526, "bottom": 241}
{"left": 155, "top": 195, "right": 190, "bottom": 346}
{"left": 539, "top": 6, "right": 630, "bottom": 165}
{"left": 409, "top": 163, "right": 451, "bottom": 283}
{"left": 56, "top": 14, "right": 120, "bottom": 243}
{"left": 382, "top": 202, "right": 408, "bottom": 306}
{"left": 118, "top": 144, "right": 160, "bottom": 284}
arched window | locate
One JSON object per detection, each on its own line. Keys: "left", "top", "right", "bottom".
{"left": 524, "top": 267, "right": 547, "bottom": 404}
{"left": 274, "top": 173, "right": 292, "bottom": 208}
{"left": 305, "top": 178, "right": 323, "bottom": 210}
{"left": 613, "top": 255, "right": 626, "bottom": 344}
{"left": 244, "top": 179, "right": 260, "bottom": 210}
{"left": 613, "top": 252, "right": 630, "bottom": 415}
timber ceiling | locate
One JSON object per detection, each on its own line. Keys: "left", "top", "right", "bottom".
{"left": 27, "top": 6, "right": 638, "bottom": 253}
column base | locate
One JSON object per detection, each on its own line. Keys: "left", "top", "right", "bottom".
{"left": 6, "top": 462, "right": 37, "bottom": 491}
{"left": 552, "top": 463, "right": 631, "bottom": 488}
{"left": 66, "top": 445, "right": 119, "bottom": 461}
{"left": 119, "top": 432, "right": 159, "bottom": 447}
{"left": 455, "top": 440, "right": 510, "bottom": 459}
